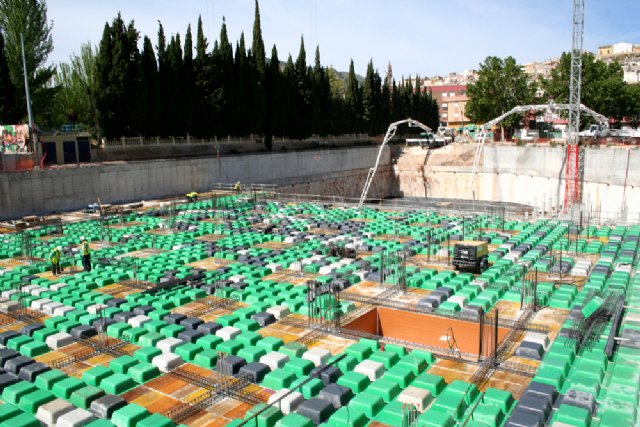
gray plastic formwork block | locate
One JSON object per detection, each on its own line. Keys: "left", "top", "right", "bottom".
{"left": 178, "top": 329, "right": 204, "bottom": 343}
{"left": 514, "top": 394, "right": 550, "bottom": 424}
{"left": 70, "top": 325, "right": 98, "bottom": 339}
{"left": 562, "top": 389, "right": 596, "bottom": 414}
{"left": 0, "top": 348, "right": 20, "bottom": 365}
{"left": 504, "top": 408, "right": 544, "bottom": 427}
{"left": 296, "top": 397, "right": 336, "bottom": 424}
{"left": 219, "top": 355, "right": 247, "bottom": 375}
{"left": 180, "top": 317, "right": 204, "bottom": 330}
{"left": 524, "top": 381, "right": 558, "bottom": 407}
{"left": 4, "top": 355, "right": 35, "bottom": 375}
{"left": 251, "top": 312, "right": 276, "bottom": 327}
{"left": 20, "top": 323, "right": 44, "bottom": 337}
{"left": 238, "top": 362, "right": 271, "bottom": 383}
{"left": 0, "top": 331, "right": 20, "bottom": 345}
{"left": 197, "top": 322, "right": 222, "bottom": 335}
{"left": 89, "top": 394, "right": 127, "bottom": 419}
{"left": 515, "top": 341, "right": 544, "bottom": 360}
{"left": 164, "top": 313, "right": 187, "bottom": 325}
{"left": 318, "top": 383, "right": 354, "bottom": 408}
{"left": 18, "top": 361, "right": 51, "bottom": 382}
{"left": 310, "top": 365, "right": 342, "bottom": 385}
{"left": 0, "top": 373, "right": 20, "bottom": 391}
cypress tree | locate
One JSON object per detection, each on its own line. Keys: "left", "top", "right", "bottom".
{"left": 218, "top": 17, "right": 234, "bottom": 136}
{"left": 251, "top": 0, "right": 266, "bottom": 136}
{"left": 95, "top": 23, "right": 113, "bottom": 137}
{"left": 183, "top": 25, "right": 194, "bottom": 135}
{"left": 156, "top": 22, "right": 169, "bottom": 135}
{"left": 0, "top": 31, "right": 18, "bottom": 122}
{"left": 141, "top": 36, "right": 160, "bottom": 135}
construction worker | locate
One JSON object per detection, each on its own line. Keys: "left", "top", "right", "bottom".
{"left": 234, "top": 182, "right": 241, "bottom": 194}
{"left": 186, "top": 192, "right": 198, "bottom": 202}
{"left": 80, "top": 236, "right": 91, "bottom": 272}
{"left": 50, "top": 246, "right": 62, "bottom": 275}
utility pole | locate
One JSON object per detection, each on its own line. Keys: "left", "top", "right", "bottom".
{"left": 21, "top": 34, "right": 35, "bottom": 153}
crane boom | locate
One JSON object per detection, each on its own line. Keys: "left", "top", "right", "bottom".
{"left": 358, "top": 118, "right": 432, "bottom": 208}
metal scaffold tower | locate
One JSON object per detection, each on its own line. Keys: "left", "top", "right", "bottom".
{"left": 564, "top": 0, "right": 585, "bottom": 212}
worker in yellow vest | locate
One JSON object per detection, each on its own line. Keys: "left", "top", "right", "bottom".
{"left": 186, "top": 192, "right": 198, "bottom": 202}
{"left": 50, "top": 246, "right": 62, "bottom": 275}
{"left": 80, "top": 236, "right": 91, "bottom": 272}
{"left": 234, "top": 182, "right": 242, "bottom": 194}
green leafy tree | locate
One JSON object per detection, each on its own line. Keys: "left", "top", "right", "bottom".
{"left": 466, "top": 56, "right": 534, "bottom": 129}
{"left": 0, "top": 31, "right": 19, "bottom": 122}
{"left": 0, "top": 0, "right": 56, "bottom": 124}
{"left": 543, "top": 51, "right": 629, "bottom": 122}
{"left": 52, "top": 42, "right": 98, "bottom": 133}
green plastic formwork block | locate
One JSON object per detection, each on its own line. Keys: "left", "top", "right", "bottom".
{"left": 446, "top": 380, "right": 480, "bottom": 401}
{"left": 397, "top": 354, "right": 428, "bottom": 376}
{"left": 18, "top": 389, "right": 55, "bottom": 414}
{"left": 471, "top": 403, "right": 504, "bottom": 426}
{"left": 52, "top": 377, "right": 84, "bottom": 400}
{"left": 107, "top": 323, "right": 132, "bottom": 338}
{"left": 256, "top": 337, "right": 284, "bottom": 353}
{"left": 110, "top": 355, "right": 138, "bottom": 374}
{"left": 112, "top": 404, "right": 150, "bottom": 427}
{"left": 149, "top": 309, "right": 170, "bottom": 321}
{"left": 279, "top": 342, "right": 306, "bottom": 359}
{"left": 69, "top": 385, "right": 105, "bottom": 409}
{"left": 482, "top": 388, "right": 514, "bottom": 414}
{"left": 299, "top": 378, "right": 324, "bottom": 399}
{"left": 366, "top": 378, "right": 401, "bottom": 403}
{"left": 128, "top": 362, "right": 160, "bottom": 384}
{"left": 31, "top": 327, "right": 57, "bottom": 343}
{"left": 138, "top": 332, "right": 165, "bottom": 348}
{"left": 369, "top": 350, "right": 400, "bottom": 370}
{"left": 136, "top": 413, "right": 175, "bottom": 427}
{"left": 432, "top": 390, "right": 466, "bottom": 420}
{"left": 0, "top": 412, "right": 41, "bottom": 427}
{"left": 335, "top": 354, "right": 358, "bottom": 373}
{"left": 196, "top": 335, "right": 223, "bottom": 351}
{"left": 216, "top": 340, "right": 244, "bottom": 357}
{"left": 0, "top": 404, "right": 21, "bottom": 422}
{"left": 34, "top": 369, "right": 67, "bottom": 391}
{"left": 382, "top": 344, "right": 407, "bottom": 358}
{"left": 246, "top": 403, "right": 283, "bottom": 427}
{"left": 358, "top": 338, "right": 379, "bottom": 352}
{"left": 20, "top": 340, "right": 49, "bottom": 357}
{"left": 337, "top": 372, "right": 370, "bottom": 394}
{"left": 417, "top": 406, "right": 455, "bottom": 427}
{"left": 175, "top": 343, "right": 203, "bottom": 362}
{"left": 282, "top": 358, "right": 314, "bottom": 378}
{"left": 551, "top": 404, "right": 592, "bottom": 427}
{"left": 262, "top": 369, "right": 296, "bottom": 391}
{"left": 0, "top": 403, "right": 22, "bottom": 422}
{"left": 7, "top": 335, "right": 33, "bottom": 352}
{"left": 161, "top": 324, "right": 185, "bottom": 338}
{"left": 134, "top": 347, "right": 162, "bottom": 364}
{"left": 237, "top": 332, "right": 262, "bottom": 347}
{"left": 100, "top": 373, "right": 137, "bottom": 395}
{"left": 2, "top": 382, "right": 38, "bottom": 405}
{"left": 409, "top": 349, "right": 436, "bottom": 365}
{"left": 82, "top": 366, "right": 114, "bottom": 387}
{"left": 235, "top": 319, "right": 260, "bottom": 332}
{"left": 375, "top": 400, "right": 411, "bottom": 426}
{"left": 274, "top": 414, "right": 314, "bottom": 427}
{"left": 344, "top": 343, "right": 373, "bottom": 362}
{"left": 216, "top": 314, "right": 239, "bottom": 327}
{"left": 383, "top": 365, "right": 416, "bottom": 388}
{"left": 347, "top": 391, "right": 384, "bottom": 418}
{"left": 412, "top": 373, "right": 446, "bottom": 396}
{"left": 193, "top": 350, "right": 218, "bottom": 369}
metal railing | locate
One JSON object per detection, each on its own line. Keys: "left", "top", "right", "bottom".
{"left": 102, "top": 133, "right": 373, "bottom": 149}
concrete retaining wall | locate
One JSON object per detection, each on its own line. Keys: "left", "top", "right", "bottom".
{"left": 394, "top": 144, "right": 640, "bottom": 216}
{"left": 0, "top": 146, "right": 390, "bottom": 220}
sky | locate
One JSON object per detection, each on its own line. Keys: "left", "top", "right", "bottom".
{"left": 46, "top": 0, "right": 640, "bottom": 78}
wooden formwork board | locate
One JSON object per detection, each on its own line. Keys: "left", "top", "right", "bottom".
{"left": 195, "top": 234, "right": 228, "bottom": 241}
{"left": 373, "top": 234, "right": 414, "bottom": 243}
{"left": 187, "top": 258, "right": 233, "bottom": 270}
{"left": 252, "top": 241, "right": 294, "bottom": 250}
{"left": 124, "top": 248, "right": 165, "bottom": 259}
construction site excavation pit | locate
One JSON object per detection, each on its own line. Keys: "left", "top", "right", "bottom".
{"left": 0, "top": 187, "right": 637, "bottom": 427}
{"left": 342, "top": 306, "right": 510, "bottom": 358}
